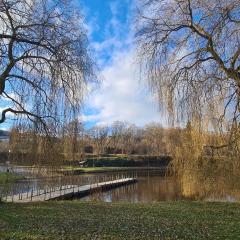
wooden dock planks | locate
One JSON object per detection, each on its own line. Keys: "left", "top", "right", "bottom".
{"left": 3, "top": 178, "right": 137, "bottom": 203}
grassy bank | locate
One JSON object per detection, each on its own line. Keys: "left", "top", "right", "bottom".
{"left": 0, "top": 201, "right": 239, "bottom": 240}
{"left": 63, "top": 166, "right": 122, "bottom": 172}
{"left": 81, "top": 154, "right": 171, "bottom": 168}
{"left": 61, "top": 166, "right": 166, "bottom": 174}
{"left": 0, "top": 172, "right": 24, "bottom": 184}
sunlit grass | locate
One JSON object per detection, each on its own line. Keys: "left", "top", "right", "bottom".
{"left": 61, "top": 166, "right": 162, "bottom": 173}
{"left": 63, "top": 166, "right": 131, "bottom": 171}
{"left": 0, "top": 201, "right": 239, "bottom": 239}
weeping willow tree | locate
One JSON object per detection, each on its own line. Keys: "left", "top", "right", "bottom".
{"left": 0, "top": 0, "right": 96, "bottom": 168}
{"left": 136, "top": 0, "right": 240, "bottom": 155}
{"left": 61, "top": 119, "right": 85, "bottom": 165}
{"left": 8, "top": 119, "right": 85, "bottom": 173}
{"left": 136, "top": 0, "right": 240, "bottom": 198}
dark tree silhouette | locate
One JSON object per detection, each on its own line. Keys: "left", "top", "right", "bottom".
{"left": 0, "top": 0, "right": 95, "bottom": 131}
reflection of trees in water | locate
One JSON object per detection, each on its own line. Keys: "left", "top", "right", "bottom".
{"left": 180, "top": 160, "right": 240, "bottom": 201}
{"left": 86, "top": 172, "right": 182, "bottom": 203}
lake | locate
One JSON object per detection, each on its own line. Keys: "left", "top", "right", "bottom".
{"left": 1, "top": 169, "right": 239, "bottom": 202}
{"left": 80, "top": 171, "right": 182, "bottom": 202}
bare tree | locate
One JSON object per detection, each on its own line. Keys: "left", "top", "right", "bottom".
{"left": 0, "top": 0, "right": 95, "bottom": 131}
{"left": 122, "top": 123, "right": 138, "bottom": 155}
{"left": 109, "top": 121, "right": 126, "bottom": 153}
{"left": 61, "top": 119, "right": 84, "bottom": 163}
{"left": 144, "top": 122, "right": 165, "bottom": 155}
{"left": 136, "top": 0, "right": 240, "bottom": 145}
{"left": 89, "top": 125, "right": 109, "bottom": 156}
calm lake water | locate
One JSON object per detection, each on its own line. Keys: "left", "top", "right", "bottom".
{"left": 80, "top": 171, "right": 182, "bottom": 202}
{"left": 80, "top": 170, "right": 240, "bottom": 203}
{"left": 1, "top": 169, "right": 239, "bottom": 202}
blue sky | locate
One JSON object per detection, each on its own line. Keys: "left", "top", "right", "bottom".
{"left": 79, "top": 0, "right": 163, "bottom": 128}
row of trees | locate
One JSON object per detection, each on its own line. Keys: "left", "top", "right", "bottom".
{"left": 5, "top": 120, "right": 230, "bottom": 164}
{"left": 87, "top": 122, "right": 165, "bottom": 156}
{"left": 7, "top": 121, "right": 167, "bottom": 160}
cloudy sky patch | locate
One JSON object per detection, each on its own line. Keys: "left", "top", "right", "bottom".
{"left": 81, "top": 0, "right": 162, "bottom": 127}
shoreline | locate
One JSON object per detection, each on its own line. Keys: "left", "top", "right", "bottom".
{"left": 59, "top": 166, "right": 169, "bottom": 175}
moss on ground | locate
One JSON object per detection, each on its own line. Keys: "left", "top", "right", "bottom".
{"left": 0, "top": 201, "right": 240, "bottom": 240}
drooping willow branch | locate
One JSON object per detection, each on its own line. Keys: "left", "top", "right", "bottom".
{"left": 136, "top": 0, "right": 240, "bottom": 133}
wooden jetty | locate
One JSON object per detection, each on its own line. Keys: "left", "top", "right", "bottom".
{"left": 3, "top": 177, "right": 137, "bottom": 203}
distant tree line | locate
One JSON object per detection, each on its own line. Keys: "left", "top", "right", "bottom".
{"left": 2, "top": 120, "right": 232, "bottom": 166}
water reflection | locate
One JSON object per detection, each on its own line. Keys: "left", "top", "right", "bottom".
{"left": 1, "top": 169, "right": 240, "bottom": 203}
{"left": 81, "top": 170, "right": 240, "bottom": 203}
{"left": 81, "top": 171, "right": 182, "bottom": 203}
{"left": 180, "top": 168, "right": 240, "bottom": 202}
{"left": 0, "top": 164, "right": 30, "bottom": 175}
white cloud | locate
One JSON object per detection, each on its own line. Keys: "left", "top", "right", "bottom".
{"left": 82, "top": 0, "right": 164, "bottom": 127}
{"left": 82, "top": 48, "right": 163, "bottom": 126}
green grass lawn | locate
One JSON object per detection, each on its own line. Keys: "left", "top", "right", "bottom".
{"left": 0, "top": 201, "right": 240, "bottom": 240}
{"left": 63, "top": 166, "right": 120, "bottom": 172}
{"left": 0, "top": 172, "right": 24, "bottom": 184}
{"left": 62, "top": 166, "right": 164, "bottom": 174}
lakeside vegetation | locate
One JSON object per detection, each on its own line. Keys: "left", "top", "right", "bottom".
{"left": 61, "top": 167, "right": 166, "bottom": 175}
{"left": 0, "top": 172, "right": 24, "bottom": 184}
{"left": 0, "top": 201, "right": 240, "bottom": 240}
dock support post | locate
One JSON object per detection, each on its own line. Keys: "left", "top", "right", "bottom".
{"left": 27, "top": 185, "right": 29, "bottom": 198}
{"left": 31, "top": 188, "right": 33, "bottom": 201}
{"left": 44, "top": 189, "right": 46, "bottom": 200}
{"left": 11, "top": 186, "right": 14, "bottom": 203}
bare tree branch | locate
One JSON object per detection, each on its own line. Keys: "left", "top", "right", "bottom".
{"left": 0, "top": 0, "right": 96, "bottom": 132}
